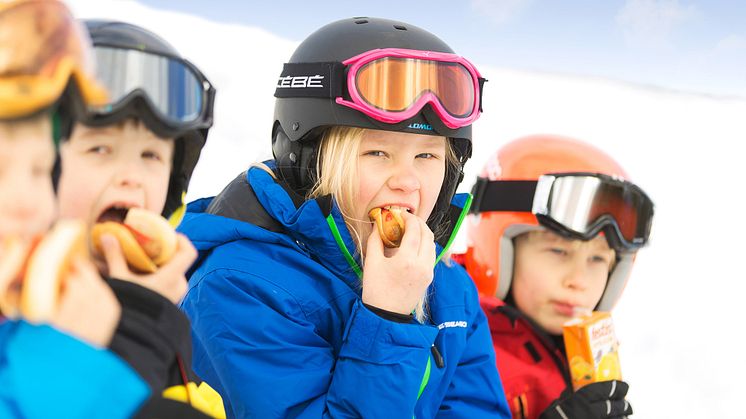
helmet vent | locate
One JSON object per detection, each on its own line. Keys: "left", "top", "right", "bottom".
{"left": 394, "top": 25, "right": 407, "bottom": 31}
{"left": 354, "top": 19, "right": 369, "bottom": 24}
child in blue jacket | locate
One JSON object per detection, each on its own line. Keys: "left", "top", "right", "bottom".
{"left": 0, "top": 1, "right": 148, "bottom": 417}
{"left": 180, "top": 17, "right": 511, "bottom": 418}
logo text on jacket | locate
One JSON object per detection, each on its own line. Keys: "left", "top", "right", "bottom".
{"left": 437, "top": 321, "right": 468, "bottom": 330}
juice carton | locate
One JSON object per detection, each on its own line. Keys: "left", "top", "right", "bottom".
{"left": 562, "top": 311, "right": 622, "bottom": 390}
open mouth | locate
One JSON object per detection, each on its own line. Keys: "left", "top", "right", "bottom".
{"left": 96, "top": 205, "right": 135, "bottom": 224}
{"left": 368, "top": 205, "right": 413, "bottom": 227}
{"left": 381, "top": 205, "right": 413, "bottom": 213}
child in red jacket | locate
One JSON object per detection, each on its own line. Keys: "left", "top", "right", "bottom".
{"left": 462, "top": 134, "right": 654, "bottom": 419}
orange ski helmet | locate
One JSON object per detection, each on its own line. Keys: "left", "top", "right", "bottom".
{"left": 464, "top": 134, "right": 653, "bottom": 310}
{"left": 0, "top": 0, "right": 108, "bottom": 120}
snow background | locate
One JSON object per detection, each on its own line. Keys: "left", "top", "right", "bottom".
{"left": 68, "top": 1, "right": 746, "bottom": 416}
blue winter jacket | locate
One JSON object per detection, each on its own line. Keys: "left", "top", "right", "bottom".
{"left": 0, "top": 319, "right": 149, "bottom": 418}
{"left": 179, "top": 166, "right": 511, "bottom": 418}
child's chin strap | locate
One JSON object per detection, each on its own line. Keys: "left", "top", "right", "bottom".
{"left": 168, "top": 192, "right": 187, "bottom": 228}
{"left": 50, "top": 108, "right": 67, "bottom": 193}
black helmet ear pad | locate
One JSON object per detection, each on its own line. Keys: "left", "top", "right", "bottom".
{"left": 428, "top": 137, "right": 471, "bottom": 246}
{"left": 272, "top": 124, "right": 318, "bottom": 193}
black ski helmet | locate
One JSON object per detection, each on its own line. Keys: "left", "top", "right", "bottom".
{"left": 272, "top": 17, "right": 479, "bottom": 235}
{"left": 82, "top": 20, "right": 215, "bottom": 220}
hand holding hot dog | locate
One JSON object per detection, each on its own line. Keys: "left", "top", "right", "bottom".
{"left": 90, "top": 208, "right": 196, "bottom": 304}
{"left": 0, "top": 221, "right": 121, "bottom": 347}
{"left": 362, "top": 209, "right": 436, "bottom": 315}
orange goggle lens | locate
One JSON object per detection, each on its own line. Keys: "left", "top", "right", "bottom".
{"left": 354, "top": 57, "right": 476, "bottom": 118}
{"left": 538, "top": 174, "right": 654, "bottom": 248}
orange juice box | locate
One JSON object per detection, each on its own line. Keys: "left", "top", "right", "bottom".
{"left": 562, "top": 311, "right": 622, "bottom": 390}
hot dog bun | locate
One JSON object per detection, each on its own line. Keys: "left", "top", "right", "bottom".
{"left": 91, "top": 208, "right": 177, "bottom": 274}
{"left": 0, "top": 221, "right": 87, "bottom": 322}
{"left": 0, "top": 236, "right": 31, "bottom": 318}
{"left": 368, "top": 206, "right": 405, "bottom": 248}
{"left": 21, "top": 220, "right": 88, "bottom": 323}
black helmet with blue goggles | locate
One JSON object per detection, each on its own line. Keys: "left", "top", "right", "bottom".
{"left": 80, "top": 19, "right": 216, "bottom": 221}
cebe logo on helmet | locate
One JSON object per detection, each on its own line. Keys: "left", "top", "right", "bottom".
{"left": 276, "top": 75, "right": 325, "bottom": 89}
{"left": 274, "top": 48, "right": 485, "bottom": 130}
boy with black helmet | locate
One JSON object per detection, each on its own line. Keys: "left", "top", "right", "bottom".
{"left": 179, "top": 17, "right": 510, "bottom": 417}
{"left": 0, "top": 1, "right": 149, "bottom": 417}
{"left": 55, "top": 19, "right": 221, "bottom": 417}
{"left": 66, "top": 19, "right": 215, "bottom": 224}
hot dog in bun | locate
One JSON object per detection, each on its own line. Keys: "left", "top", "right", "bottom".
{"left": 368, "top": 206, "right": 406, "bottom": 248}
{"left": 91, "top": 208, "right": 177, "bottom": 274}
{"left": 0, "top": 236, "right": 31, "bottom": 318}
{"left": 0, "top": 220, "right": 88, "bottom": 322}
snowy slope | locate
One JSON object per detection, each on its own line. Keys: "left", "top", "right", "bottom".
{"left": 68, "top": 1, "right": 746, "bottom": 416}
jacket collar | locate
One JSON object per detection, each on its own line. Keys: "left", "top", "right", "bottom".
{"left": 182, "top": 162, "right": 473, "bottom": 286}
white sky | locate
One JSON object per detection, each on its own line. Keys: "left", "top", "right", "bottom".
{"left": 68, "top": 1, "right": 746, "bottom": 416}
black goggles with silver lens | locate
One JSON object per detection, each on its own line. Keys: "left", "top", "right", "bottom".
{"left": 470, "top": 172, "right": 654, "bottom": 251}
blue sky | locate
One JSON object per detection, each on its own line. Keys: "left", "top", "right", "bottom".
{"left": 142, "top": 0, "right": 746, "bottom": 98}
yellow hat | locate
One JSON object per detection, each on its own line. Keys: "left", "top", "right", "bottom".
{"left": 0, "top": 0, "right": 108, "bottom": 119}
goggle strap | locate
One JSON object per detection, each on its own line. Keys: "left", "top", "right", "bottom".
{"left": 478, "top": 78, "right": 487, "bottom": 112}
{"left": 274, "top": 62, "right": 345, "bottom": 99}
{"left": 469, "top": 178, "right": 537, "bottom": 214}
{"left": 51, "top": 110, "right": 61, "bottom": 147}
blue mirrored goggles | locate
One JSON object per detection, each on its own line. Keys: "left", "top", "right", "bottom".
{"left": 84, "top": 46, "right": 214, "bottom": 134}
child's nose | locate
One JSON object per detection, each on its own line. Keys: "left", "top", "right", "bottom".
{"left": 113, "top": 163, "right": 145, "bottom": 189}
{"left": 562, "top": 260, "right": 589, "bottom": 291}
{"left": 386, "top": 163, "right": 420, "bottom": 193}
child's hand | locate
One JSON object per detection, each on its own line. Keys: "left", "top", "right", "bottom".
{"left": 361, "top": 211, "right": 436, "bottom": 315}
{"left": 99, "top": 233, "right": 196, "bottom": 304}
{"left": 540, "top": 380, "right": 633, "bottom": 419}
{"left": 52, "top": 256, "right": 121, "bottom": 347}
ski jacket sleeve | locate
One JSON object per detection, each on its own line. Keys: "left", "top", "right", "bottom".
{"left": 185, "top": 268, "right": 439, "bottom": 419}
{"left": 0, "top": 320, "right": 149, "bottom": 418}
{"left": 437, "top": 297, "right": 511, "bottom": 418}
{"left": 107, "top": 277, "right": 196, "bottom": 392}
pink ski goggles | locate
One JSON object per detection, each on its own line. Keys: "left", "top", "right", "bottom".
{"left": 336, "top": 48, "right": 484, "bottom": 129}
{"left": 275, "top": 48, "right": 484, "bottom": 130}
